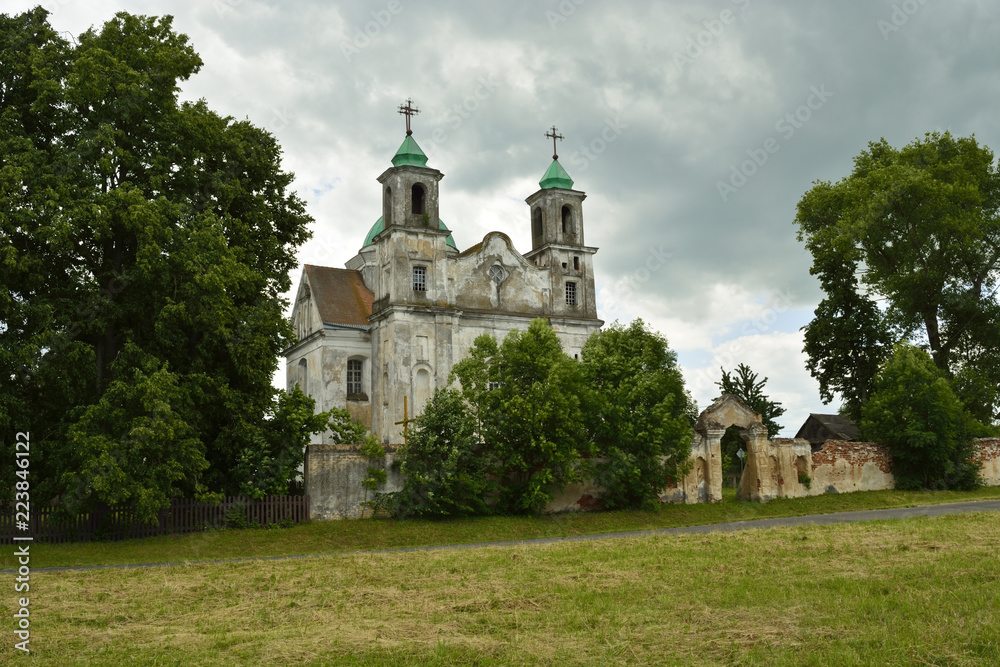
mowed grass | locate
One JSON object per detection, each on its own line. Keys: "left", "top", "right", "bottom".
{"left": 7, "top": 486, "right": 1000, "bottom": 570}
{"left": 1, "top": 512, "right": 998, "bottom": 665}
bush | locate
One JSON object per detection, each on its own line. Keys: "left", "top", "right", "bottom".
{"left": 862, "top": 343, "right": 983, "bottom": 491}
{"left": 392, "top": 388, "right": 493, "bottom": 518}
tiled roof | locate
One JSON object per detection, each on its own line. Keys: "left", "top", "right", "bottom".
{"left": 304, "top": 265, "right": 373, "bottom": 327}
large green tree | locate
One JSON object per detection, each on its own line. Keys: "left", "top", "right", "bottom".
{"left": 862, "top": 343, "right": 982, "bottom": 491}
{"left": 580, "top": 319, "right": 694, "bottom": 510}
{"left": 795, "top": 132, "right": 1000, "bottom": 425}
{"left": 451, "top": 318, "right": 591, "bottom": 515}
{"left": 0, "top": 9, "right": 321, "bottom": 516}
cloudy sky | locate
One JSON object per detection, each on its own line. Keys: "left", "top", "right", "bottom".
{"left": 18, "top": 0, "right": 1000, "bottom": 435}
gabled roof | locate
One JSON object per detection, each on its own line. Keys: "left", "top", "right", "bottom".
{"left": 795, "top": 414, "right": 860, "bottom": 443}
{"left": 303, "top": 265, "right": 373, "bottom": 328}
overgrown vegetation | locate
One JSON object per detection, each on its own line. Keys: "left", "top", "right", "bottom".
{"left": 862, "top": 343, "right": 985, "bottom": 490}
{"left": 581, "top": 319, "right": 695, "bottom": 510}
{"left": 0, "top": 9, "right": 325, "bottom": 520}
{"left": 389, "top": 318, "right": 697, "bottom": 516}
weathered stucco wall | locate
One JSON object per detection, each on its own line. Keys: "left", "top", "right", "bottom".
{"left": 304, "top": 444, "right": 403, "bottom": 520}
{"left": 974, "top": 438, "right": 1000, "bottom": 485}
{"left": 808, "top": 441, "right": 894, "bottom": 495}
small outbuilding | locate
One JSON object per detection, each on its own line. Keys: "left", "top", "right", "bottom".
{"left": 794, "top": 414, "right": 860, "bottom": 448}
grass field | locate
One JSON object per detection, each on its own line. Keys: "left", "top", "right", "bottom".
{"left": 7, "top": 486, "right": 1000, "bottom": 570}
{"left": 1, "top": 511, "right": 998, "bottom": 665}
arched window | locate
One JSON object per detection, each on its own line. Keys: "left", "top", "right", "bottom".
{"left": 561, "top": 205, "right": 573, "bottom": 234}
{"left": 531, "top": 207, "right": 543, "bottom": 238}
{"left": 297, "top": 359, "right": 308, "bottom": 395}
{"left": 411, "top": 183, "right": 425, "bottom": 214}
{"left": 384, "top": 187, "right": 392, "bottom": 226}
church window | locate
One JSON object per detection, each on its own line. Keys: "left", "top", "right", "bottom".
{"left": 531, "top": 207, "right": 542, "bottom": 238}
{"left": 384, "top": 187, "right": 392, "bottom": 226}
{"left": 487, "top": 264, "right": 505, "bottom": 284}
{"left": 412, "top": 265, "right": 426, "bottom": 292}
{"left": 347, "top": 359, "right": 364, "bottom": 396}
{"left": 411, "top": 183, "right": 425, "bottom": 214}
{"left": 298, "top": 359, "right": 308, "bottom": 395}
{"left": 565, "top": 281, "right": 577, "bottom": 306}
{"left": 561, "top": 205, "right": 573, "bottom": 234}
{"left": 573, "top": 256, "right": 579, "bottom": 270}
{"left": 487, "top": 381, "right": 501, "bottom": 391}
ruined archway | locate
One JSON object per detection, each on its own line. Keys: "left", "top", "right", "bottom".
{"left": 681, "top": 394, "right": 772, "bottom": 503}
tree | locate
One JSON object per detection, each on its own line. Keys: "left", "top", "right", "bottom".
{"left": 795, "top": 132, "right": 1000, "bottom": 424}
{"left": 0, "top": 9, "right": 320, "bottom": 513}
{"left": 451, "top": 318, "right": 591, "bottom": 515}
{"left": 862, "top": 343, "right": 982, "bottom": 490}
{"left": 392, "top": 388, "right": 493, "bottom": 518}
{"left": 580, "top": 319, "right": 694, "bottom": 510}
{"left": 716, "top": 364, "right": 786, "bottom": 477}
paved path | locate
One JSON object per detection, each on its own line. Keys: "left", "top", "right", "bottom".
{"left": 13, "top": 499, "right": 1000, "bottom": 574}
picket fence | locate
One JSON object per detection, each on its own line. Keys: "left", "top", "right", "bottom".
{"left": 0, "top": 495, "right": 309, "bottom": 544}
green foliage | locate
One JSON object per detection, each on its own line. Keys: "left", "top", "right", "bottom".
{"left": 716, "top": 364, "right": 786, "bottom": 476}
{"left": 580, "top": 319, "right": 694, "bottom": 510}
{"left": 862, "top": 343, "right": 983, "bottom": 491}
{"left": 795, "top": 132, "right": 1000, "bottom": 424}
{"left": 451, "top": 318, "right": 591, "bottom": 515}
{"left": 393, "top": 388, "right": 493, "bottom": 518}
{"left": 0, "top": 9, "right": 318, "bottom": 512}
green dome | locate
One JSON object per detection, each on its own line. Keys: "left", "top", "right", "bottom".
{"left": 539, "top": 158, "right": 574, "bottom": 190}
{"left": 363, "top": 216, "right": 457, "bottom": 250}
{"left": 392, "top": 135, "right": 429, "bottom": 167}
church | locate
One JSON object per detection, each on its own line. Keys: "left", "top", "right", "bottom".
{"left": 284, "top": 102, "right": 603, "bottom": 444}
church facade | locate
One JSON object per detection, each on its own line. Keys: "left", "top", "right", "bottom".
{"left": 284, "top": 122, "right": 603, "bottom": 444}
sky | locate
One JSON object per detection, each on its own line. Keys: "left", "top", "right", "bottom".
{"left": 15, "top": 0, "right": 1000, "bottom": 436}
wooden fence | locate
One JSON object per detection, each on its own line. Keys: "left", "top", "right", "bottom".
{"left": 0, "top": 495, "right": 310, "bottom": 544}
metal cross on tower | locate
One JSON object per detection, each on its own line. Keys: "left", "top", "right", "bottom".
{"left": 545, "top": 125, "right": 564, "bottom": 160}
{"left": 398, "top": 98, "right": 420, "bottom": 136}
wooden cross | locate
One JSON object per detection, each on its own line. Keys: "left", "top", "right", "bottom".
{"left": 545, "top": 125, "right": 564, "bottom": 160}
{"left": 398, "top": 98, "right": 420, "bottom": 136}
{"left": 394, "top": 395, "right": 418, "bottom": 443}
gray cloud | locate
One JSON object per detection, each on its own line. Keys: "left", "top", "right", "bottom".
{"left": 19, "top": 0, "right": 1000, "bottom": 433}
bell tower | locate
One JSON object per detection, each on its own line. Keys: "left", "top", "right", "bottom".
{"left": 377, "top": 99, "right": 443, "bottom": 231}
{"left": 524, "top": 126, "right": 598, "bottom": 320}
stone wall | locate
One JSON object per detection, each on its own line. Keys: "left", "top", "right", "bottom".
{"left": 304, "top": 437, "right": 1000, "bottom": 520}
{"left": 304, "top": 444, "right": 404, "bottom": 520}
{"left": 807, "top": 441, "right": 893, "bottom": 495}
{"left": 974, "top": 438, "right": 1000, "bottom": 485}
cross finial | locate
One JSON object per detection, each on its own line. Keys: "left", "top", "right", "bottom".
{"left": 545, "top": 125, "right": 564, "bottom": 160}
{"left": 398, "top": 98, "right": 420, "bottom": 136}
